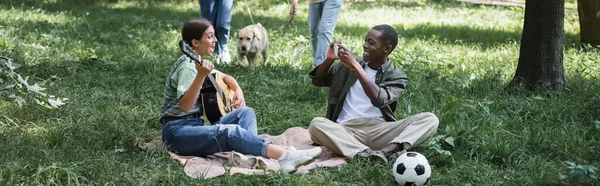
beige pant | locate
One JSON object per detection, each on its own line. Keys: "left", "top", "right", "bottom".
{"left": 308, "top": 112, "right": 439, "bottom": 159}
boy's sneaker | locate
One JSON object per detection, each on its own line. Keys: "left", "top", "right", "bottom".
{"left": 386, "top": 149, "right": 408, "bottom": 161}
{"left": 355, "top": 149, "right": 388, "bottom": 165}
{"left": 229, "top": 151, "right": 267, "bottom": 169}
{"left": 277, "top": 146, "right": 322, "bottom": 173}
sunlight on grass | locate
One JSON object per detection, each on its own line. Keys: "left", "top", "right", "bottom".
{"left": 0, "top": 99, "right": 13, "bottom": 111}
{"left": 105, "top": 0, "right": 198, "bottom": 15}
{"left": 340, "top": 4, "right": 522, "bottom": 29}
{"left": 237, "top": 3, "right": 292, "bottom": 19}
{"left": 0, "top": 6, "right": 78, "bottom": 24}
{"left": 25, "top": 124, "right": 50, "bottom": 136}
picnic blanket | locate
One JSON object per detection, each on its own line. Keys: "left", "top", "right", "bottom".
{"left": 135, "top": 127, "right": 347, "bottom": 179}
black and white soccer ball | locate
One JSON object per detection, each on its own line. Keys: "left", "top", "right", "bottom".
{"left": 392, "top": 152, "right": 431, "bottom": 186}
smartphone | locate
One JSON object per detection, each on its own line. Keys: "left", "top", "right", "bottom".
{"left": 334, "top": 45, "right": 339, "bottom": 56}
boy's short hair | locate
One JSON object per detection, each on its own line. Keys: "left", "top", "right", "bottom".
{"left": 372, "top": 24, "right": 399, "bottom": 53}
{"left": 182, "top": 18, "right": 212, "bottom": 45}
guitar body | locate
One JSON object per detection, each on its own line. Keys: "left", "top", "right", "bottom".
{"left": 201, "top": 72, "right": 235, "bottom": 124}
{"left": 215, "top": 72, "right": 235, "bottom": 115}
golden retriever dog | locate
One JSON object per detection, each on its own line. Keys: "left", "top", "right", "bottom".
{"left": 236, "top": 23, "right": 269, "bottom": 67}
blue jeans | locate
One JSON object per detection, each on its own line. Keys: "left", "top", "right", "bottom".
{"left": 199, "top": 0, "right": 234, "bottom": 55}
{"left": 308, "top": 0, "right": 342, "bottom": 65}
{"left": 162, "top": 107, "right": 269, "bottom": 157}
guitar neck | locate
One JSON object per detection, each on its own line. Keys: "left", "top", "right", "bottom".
{"left": 179, "top": 40, "right": 225, "bottom": 95}
{"left": 205, "top": 73, "right": 225, "bottom": 94}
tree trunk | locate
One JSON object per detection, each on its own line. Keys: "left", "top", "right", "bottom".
{"left": 578, "top": 0, "right": 600, "bottom": 47}
{"left": 510, "top": 0, "right": 567, "bottom": 91}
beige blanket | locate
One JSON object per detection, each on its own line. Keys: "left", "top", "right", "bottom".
{"left": 135, "top": 127, "right": 347, "bottom": 179}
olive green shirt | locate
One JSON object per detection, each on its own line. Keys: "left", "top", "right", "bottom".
{"left": 309, "top": 58, "right": 408, "bottom": 122}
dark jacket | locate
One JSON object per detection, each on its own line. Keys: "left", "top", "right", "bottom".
{"left": 309, "top": 58, "right": 408, "bottom": 122}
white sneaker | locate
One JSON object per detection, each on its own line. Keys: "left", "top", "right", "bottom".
{"left": 229, "top": 151, "right": 267, "bottom": 169}
{"left": 215, "top": 55, "right": 222, "bottom": 64}
{"left": 277, "top": 146, "right": 322, "bottom": 173}
{"left": 219, "top": 48, "right": 232, "bottom": 64}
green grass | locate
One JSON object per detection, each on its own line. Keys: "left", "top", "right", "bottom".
{"left": 1, "top": 0, "right": 599, "bottom": 185}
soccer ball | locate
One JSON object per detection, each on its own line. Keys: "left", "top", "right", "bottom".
{"left": 392, "top": 152, "right": 431, "bottom": 186}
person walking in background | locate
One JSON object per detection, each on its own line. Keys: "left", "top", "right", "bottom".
{"left": 290, "top": 0, "right": 355, "bottom": 66}
{"left": 199, "top": 0, "right": 233, "bottom": 64}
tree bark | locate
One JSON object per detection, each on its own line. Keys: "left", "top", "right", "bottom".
{"left": 578, "top": 0, "right": 600, "bottom": 47}
{"left": 510, "top": 0, "right": 567, "bottom": 91}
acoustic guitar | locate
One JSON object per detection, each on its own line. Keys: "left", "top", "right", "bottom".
{"left": 179, "top": 40, "right": 234, "bottom": 123}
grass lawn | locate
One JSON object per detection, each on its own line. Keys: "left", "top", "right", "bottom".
{"left": 1, "top": 0, "right": 599, "bottom": 185}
